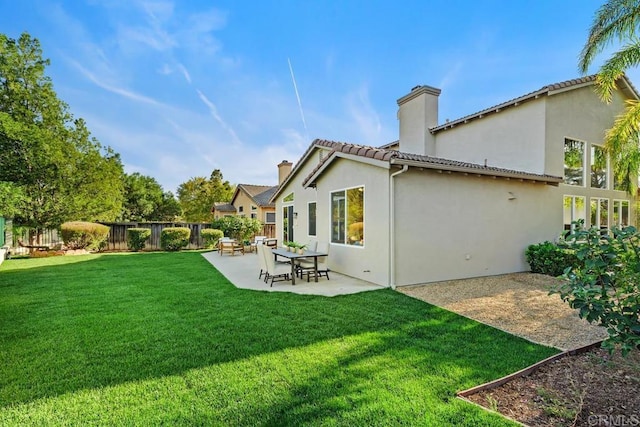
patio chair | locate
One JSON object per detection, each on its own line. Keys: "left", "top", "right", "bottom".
{"left": 219, "top": 239, "right": 244, "bottom": 256}
{"left": 250, "top": 236, "right": 266, "bottom": 253}
{"left": 261, "top": 245, "right": 291, "bottom": 286}
{"left": 294, "top": 239, "right": 317, "bottom": 277}
{"left": 256, "top": 242, "right": 269, "bottom": 280}
{"left": 301, "top": 241, "right": 330, "bottom": 282}
{"left": 264, "top": 238, "right": 277, "bottom": 248}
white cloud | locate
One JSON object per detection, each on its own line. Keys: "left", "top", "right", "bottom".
{"left": 346, "top": 84, "right": 383, "bottom": 144}
{"left": 196, "top": 89, "right": 241, "bottom": 145}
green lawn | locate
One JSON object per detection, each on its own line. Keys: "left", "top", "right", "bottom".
{"left": 0, "top": 252, "right": 558, "bottom": 426}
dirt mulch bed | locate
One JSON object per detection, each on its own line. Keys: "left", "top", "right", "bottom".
{"left": 465, "top": 346, "right": 640, "bottom": 426}
{"left": 398, "top": 273, "right": 639, "bottom": 426}
{"left": 397, "top": 273, "right": 608, "bottom": 350}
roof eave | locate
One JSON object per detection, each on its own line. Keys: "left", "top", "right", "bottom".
{"left": 390, "top": 158, "right": 562, "bottom": 186}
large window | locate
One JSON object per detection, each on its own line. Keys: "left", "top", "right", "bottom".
{"left": 564, "top": 138, "right": 585, "bottom": 186}
{"left": 563, "top": 195, "right": 586, "bottom": 231}
{"left": 613, "top": 200, "right": 630, "bottom": 227}
{"left": 590, "top": 198, "right": 609, "bottom": 230}
{"left": 308, "top": 202, "right": 317, "bottom": 236}
{"left": 590, "top": 145, "right": 607, "bottom": 189}
{"left": 331, "top": 186, "right": 364, "bottom": 246}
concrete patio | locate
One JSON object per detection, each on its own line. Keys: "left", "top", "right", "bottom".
{"left": 201, "top": 250, "right": 384, "bottom": 297}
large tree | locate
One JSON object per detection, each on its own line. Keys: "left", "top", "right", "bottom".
{"left": 121, "top": 173, "right": 181, "bottom": 221}
{"left": 579, "top": 0, "right": 640, "bottom": 194}
{"left": 177, "top": 169, "right": 234, "bottom": 222}
{"left": 0, "top": 32, "right": 124, "bottom": 237}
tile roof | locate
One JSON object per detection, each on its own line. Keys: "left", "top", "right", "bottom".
{"left": 235, "top": 184, "right": 278, "bottom": 207}
{"left": 301, "top": 139, "right": 561, "bottom": 187}
{"left": 213, "top": 202, "right": 236, "bottom": 212}
{"left": 431, "top": 74, "right": 640, "bottom": 132}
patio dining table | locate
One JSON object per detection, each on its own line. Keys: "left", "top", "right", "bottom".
{"left": 270, "top": 248, "right": 328, "bottom": 285}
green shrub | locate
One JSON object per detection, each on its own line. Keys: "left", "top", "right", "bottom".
{"left": 552, "top": 225, "right": 640, "bottom": 355}
{"left": 160, "top": 227, "right": 191, "bottom": 251}
{"left": 127, "top": 228, "right": 151, "bottom": 251}
{"left": 211, "top": 216, "right": 263, "bottom": 241}
{"left": 201, "top": 228, "right": 223, "bottom": 249}
{"left": 60, "top": 221, "right": 110, "bottom": 250}
{"left": 525, "top": 241, "right": 578, "bottom": 277}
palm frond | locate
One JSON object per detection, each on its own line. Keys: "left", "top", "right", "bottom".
{"left": 604, "top": 99, "right": 640, "bottom": 193}
{"left": 579, "top": 0, "right": 640, "bottom": 73}
{"left": 595, "top": 41, "right": 640, "bottom": 102}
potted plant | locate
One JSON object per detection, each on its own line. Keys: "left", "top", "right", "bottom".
{"left": 283, "top": 241, "right": 292, "bottom": 252}
{"left": 297, "top": 244, "right": 306, "bottom": 255}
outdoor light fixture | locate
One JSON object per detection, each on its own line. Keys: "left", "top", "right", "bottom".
{"left": 294, "top": 212, "right": 298, "bottom": 219}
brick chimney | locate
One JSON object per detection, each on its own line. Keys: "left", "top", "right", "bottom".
{"left": 397, "top": 85, "right": 441, "bottom": 156}
{"left": 278, "top": 160, "right": 293, "bottom": 184}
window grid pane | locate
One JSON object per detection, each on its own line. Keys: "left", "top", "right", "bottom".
{"left": 564, "top": 139, "right": 584, "bottom": 186}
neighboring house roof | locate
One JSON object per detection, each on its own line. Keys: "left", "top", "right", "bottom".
{"left": 231, "top": 184, "right": 278, "bottom": 208}
{"left": 212, "top": 203, "right": 236, "bottom": 213}
{"left": 432, "top": 74, "right": 640, "bottom": 133}
{"left": 300, "top": 139, "right": 562, "bottom": 188}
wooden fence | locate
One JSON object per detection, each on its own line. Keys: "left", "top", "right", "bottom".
{"left": 8, "top": 221, "right": 276, "bottom": 253}
{"left": 101, "top": 222, "right": 216, "bottom": 251}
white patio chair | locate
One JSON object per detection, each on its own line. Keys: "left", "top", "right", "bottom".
{"left": 256, "top": 242, "right": 268, "bottom": 280}
{"left": 295, "top": 239, "right": 318, "bottom": 277}
{"left": 300, "top": 241, "right": 330, "bottom": 282}
{"left": 261, "top": 245, "right": 291, "bottom": 286}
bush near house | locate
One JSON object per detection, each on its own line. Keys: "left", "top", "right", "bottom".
{"left": 60, "top": 221, "right": 110, "bottom": 251}
{"left": 201, "top": 228, "right": 223, "bottom": 249}
{"left": 127, "top": 228, "right": 151, "bottom": 251}
{"left": 525, "top": 241, "right": 578, "bottom": 277}
{"left": 552, "top": 224, "right": 640, "bottom": 355}
{"left": 211, "top": 216, "right": 262, "bottom": 241}
{"left": 160, "top": 227, "right": 191, "bottom": 251}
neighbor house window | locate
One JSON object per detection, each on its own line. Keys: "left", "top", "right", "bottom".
{"left": 251, "top": 205, "right": 257, "bottom": 211}
{"left": 308, "top": 202, "right": 317, "bottom": 236}
{"left": 613, "top": 200, "right": 630, "bottom": 227}
{"left": 590, "top": 198, "right": 609, "bottom": 230}
{"left": 590, "top": 145, "right": 607, "bottom": 189}
{"left": 331, "top": 186, "right": 364, "bottom": 246}
{"left": 265, "top": 212, "right": 276, "bottom": 224}
{"left": 238, "top": 206, "right": 244, "bottom": 213}
{"left": 564, "top": 138, "right": 585, "bottom": 186}
{"left": 250, "top": 213, "right": 257, "bottom": 219}
{"left": 563, "top": 195, "right": 586, "bottom": 231}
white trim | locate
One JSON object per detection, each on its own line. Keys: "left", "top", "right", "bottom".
{"left": 329, "top": 185, "right": 365, "bottom": 248}
{"left": 563, "top": 137, "right": 587, "bottom": 187}
{"left": 613, "top": 199, "right": 631, "bottom": 227}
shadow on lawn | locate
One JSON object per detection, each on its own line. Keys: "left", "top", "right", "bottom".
{"left": 0, "top": 252, "right": 557, "bottom": 411}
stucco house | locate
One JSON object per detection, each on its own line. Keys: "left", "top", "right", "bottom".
{"left": 270, "top": 75, "right": 637, "bottom": 288}
{"left": 211, "top": 161, "right": 293, "bottom": 236}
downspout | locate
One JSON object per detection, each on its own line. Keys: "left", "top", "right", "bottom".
{"left": 389, "top": 164, "right": 408, "bottom": 289}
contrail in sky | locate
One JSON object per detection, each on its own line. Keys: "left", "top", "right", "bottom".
{"left": 288, "top": 58, "right": 309, "bottom": 139}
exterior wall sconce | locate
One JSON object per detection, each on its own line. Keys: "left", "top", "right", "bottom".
{"left": 508, "top": 192, "right": 517, "bottom": 200}
{"left": 294, "top": 212, "right": 298, "bottom": 219}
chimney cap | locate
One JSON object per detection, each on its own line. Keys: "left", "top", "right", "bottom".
{"left": 397, "top": 85, "right": 441, "bottom": 106}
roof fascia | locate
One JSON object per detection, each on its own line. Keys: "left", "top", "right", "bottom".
{"left": 270, "top": 144, "right": 332, "bottom": 202}
{"left": 389, "top": 158, "right": 561, "bottom": 186}
{"left": 303, "top": 152, "right": 389, "bottom": 189}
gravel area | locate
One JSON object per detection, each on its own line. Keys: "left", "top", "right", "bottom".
{"left": 397, "top": 272, "right": 608, "bottom": 350}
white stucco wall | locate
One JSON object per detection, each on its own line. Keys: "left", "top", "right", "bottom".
{"left": 393, "top": 169, "right": 561, "bottom": 286}
{"left": 313, "top": 158, "right": 391, "bottom": 286}
{"left": 544, "top": 85, "right": 628, "bottom": 177}
{"left": 274, "top": 149, "right": 328, "bottom": 247}
{"left": 434, "top": 99, "right": 547, "bottom": 175}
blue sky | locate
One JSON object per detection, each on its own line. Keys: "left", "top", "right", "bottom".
{"left": 1, "top": 0, "right": 631, "bottom": 193}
